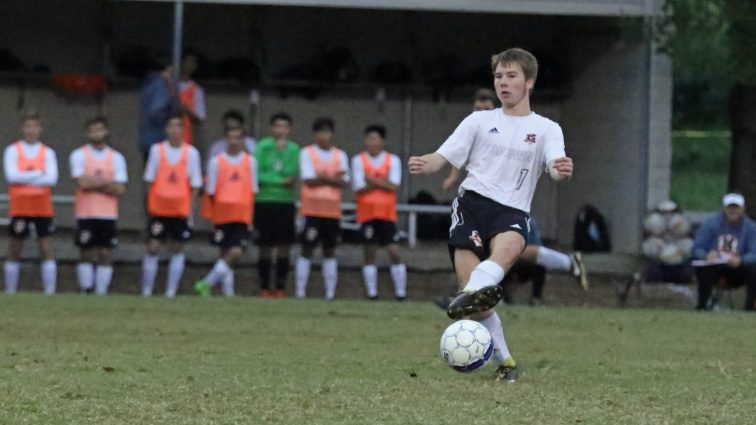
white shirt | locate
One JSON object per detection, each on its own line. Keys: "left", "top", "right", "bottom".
{"left": 180, "top": 81, "right": 207, "bottom": 121}
{"left": 207, "top": 136, "right": 257, "bottom": 164}
{"left": 205, "top": 152, "right": 259, "bottom": 195}
{"left": 299, "top": 145, "right": 350, "bottom": 182}
{"left": 351, "top": 151, "right": 401, "bottom": 192}
{"left": 437, "top": 109, "right": 565, "bottom": 213}
{"left": 143, "top": 141, "right": 203, "bottom": 189}
{"left": 69, "top": 144, "right": 128, "bottom": 183}
{"left": 3, "top": 141, "right": 58, "bottom": 187}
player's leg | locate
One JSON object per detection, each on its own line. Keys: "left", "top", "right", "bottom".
{"left": 387, "top": 243, "right": 407, "bottom": 300}
{"left": 221, "top": 245, "right": 244, "bottom": 297}
{"left": 533, "top": 245, "right": 588, "bottom": 290}
{"left": 4, "top": 219, "right": 27, "bottom": 294}
{"left": 95, "top": 247, "right": 114, "bottom": 296}
{"left": 528, "top": 264, "right": 547, "bottom": 305}
{"left": 321, "top": 219, "right": 340, "bottom": 300}
{"left": 361, "top": 222, "right": 378, "bottom": 299}
{"left": 194, "top": 225, "right": 229, "bottom": 297}
{"left": 165, "top": 218, "right": 191, "bottom": 297}
{"left": 78, "top": 248, "right": 96, "bottom": 293}
{"left": 274, "top": 243, "right": 291, "bottom": 298}
{"left": 295, "top": 217, "right": 318, "bottom": 299}
{"left": 75, "top": 219, "right": 95, "bottom": 293}
{"left": 166, "top": 241, "right": 186, "bottom": 296}
{"left": 258, "top": 245, "right": 273, "bottom": 297}
{"left": 38, "top": 234, "right": 56, "bottom": 296}
{"left": 142, "top": 218, "right": 165, "bottom": 296}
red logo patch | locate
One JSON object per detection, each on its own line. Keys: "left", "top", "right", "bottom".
{"left": 524, "top": 134, "right": 536, "bottom": 144}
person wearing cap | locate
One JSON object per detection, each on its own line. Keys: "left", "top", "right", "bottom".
{"left": 692, "top": 193, "right": 756, "bottom": 311}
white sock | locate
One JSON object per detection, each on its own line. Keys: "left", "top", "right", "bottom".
{"left": 77, "top": 263, "right": 95, "bottom": 291}
{"left": 478, "top": 312, "right": 512, "bottom": 365}
{"left": 323, "top": 258, "right": 338, "bottom": 300}
{"left": 203, "top": 259, "right": 231, "bottom": 287}
{"left": 41, "top": 260, "right": 56, "bottom": 295}
{"left": 390, "top": 263, "right": 407, "bottom": 298}
{"left": 536, "top": 247, "right": 572, "bottom": 271}
{"left": 464, "top": 260, "right": 505, "bottom": 292}
{"left": 295, "top": 256, "right": 311, "bottom": 299}
{"left": 167, "top": 253, "right": 185, "bottom": 296}
{"left": 141, "top": 254, "right": 159, "bottom": 296}
{"left": 4, "top": 261, "right": 20, "bottom": 294}
{"left": 222, "top": 269, "right": 235, "bottom": 297}
{"left": 95, "top": 266, "right": 113, "bottom": 296}
{"left": 362, "top": 265, "right": 378, "bottom": 298}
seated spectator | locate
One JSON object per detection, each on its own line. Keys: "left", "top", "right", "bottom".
{"left": 640, "top": 200, "right": 694, "bottom": 283}
{"left": 692, "top": 193, "right": 756, "bottom": 311}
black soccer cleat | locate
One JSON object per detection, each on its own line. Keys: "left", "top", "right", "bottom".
{"left": 569, "top": 252, "right": 589, "bottom": 291}
{"left": 495, "top": 365, "right": 519, "bottom": 383}
{"left": 446, "top": 285, "right": 503, "bottom": 319}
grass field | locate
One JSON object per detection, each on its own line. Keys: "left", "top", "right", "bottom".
{"left": 1, "top": 294, "right": 755, "bottom": 425}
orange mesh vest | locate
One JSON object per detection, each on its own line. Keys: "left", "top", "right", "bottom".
{"left": 299, "top": 146, "right": 342, "bottom": 219}
{"left": 212, "top": 153, "right": 254, "bottom": 225}
{"left": 9, "top": 142, "right": 53, "bottom": 217}
{"left": 180, "top": 81, "right": 197, "bottom": 144}
{"left": 147, "top": 143, "right": 192, "bottom": 217}
{"left": 75, "top": 146, "right": 118, "bottom": 218}
{"left": 199, "top": 175, "right": 214, "bottom": 221}
{"left": 356, "top": 152, "right": 398, "bottom": 223}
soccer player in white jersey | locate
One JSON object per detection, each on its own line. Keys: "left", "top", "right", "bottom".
{"left": 3, "top": 113, "right": 58, "bottom": 295}
{"left": 70, "top": 117, "right": 128, "bottom": 295}
{"left": 409, "top": 48, "right": 574, "bottom": 382}
{"left": 351, "top": 124, "right": 407, "bottom": 300}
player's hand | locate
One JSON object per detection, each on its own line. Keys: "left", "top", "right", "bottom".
{"left": 706, "top": 250, "right": 720, "bottom": 263}
{"left": 408, "top": 156, "right": 433, "bottom": 175}
{"left": 282, "top": 176, "right": 297, "bottom": 187}
{"left": 551, "top": 157, "right": 573, "bottom": 178}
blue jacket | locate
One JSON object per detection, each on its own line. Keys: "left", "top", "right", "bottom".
{"left": 693, "top": 213, "right": 756, "bottom": 265}
{"left": 138, "top": 73, "right": 174, "bottom": 155}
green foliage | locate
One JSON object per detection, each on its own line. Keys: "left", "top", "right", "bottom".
{"left": 671, "top": 131, "right": 731, "bottom": 210}
{"left": 1, "top": 295, "right": 755, "bottom": 424}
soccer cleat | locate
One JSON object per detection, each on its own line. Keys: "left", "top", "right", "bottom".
{"left": 569, "top": 252, "right": 589, "bottom": 291}
{"left": 495, "top": 365, "right": 519, "bottom": 383}
{"left": 193, "top": 280, "right": 211, "bottom": 297}
{"left": 446, "top": 285, "right": 503, "bottom": 320}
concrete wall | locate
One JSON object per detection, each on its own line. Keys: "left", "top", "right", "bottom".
{"left": 0, "top": 1, "right": 672, "bottom": 251}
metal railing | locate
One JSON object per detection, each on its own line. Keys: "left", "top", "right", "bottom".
{"left": 0, "top": 194, "right": 450, "bottom": 248}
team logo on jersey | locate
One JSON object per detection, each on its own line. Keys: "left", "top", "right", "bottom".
{"left": 13, "top": 219, "right": 27, "bottom": 235}
{"left": 94, "top": 169, "right": 104, "bottom": 178}
{"left": 26, "top": 165, "right": 35, "bottom": 171}
{"left": 230, "top": 171, "right": 240, "bottom": 181}
{"left": 363, "top": 225, "right": 374, "bottom": 240}
{"left": 214, "top": 229, "right": 225, "bottom": 243}
{"left": 79, "top": 230, "right": 92, "bottom": 244}
{"left": 150, "top": 221, "right": 164, "bottom": 236}
{"left": 524, "top": 134, "right": 536, "bottom": 144}
{"left": 468, "top": 230, "right": 483, "bottom": 248}
{"left": 168, "top": 171, "right": 178, "bottom": 183}
{"left": 488, "top": 127, "right": 499, "bottom": 134}
{"left": 306, "top": 227, "right": 319, "bottom": 241}
{"left": 274, "top": 160, "right": 283, "bottom": 172}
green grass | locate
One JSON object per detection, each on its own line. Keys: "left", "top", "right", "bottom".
{"left": 1, "top": 294, "right": 755, "bottom": 424}
{"left": 671, "top": 131, "right": 731, "bottom": 211}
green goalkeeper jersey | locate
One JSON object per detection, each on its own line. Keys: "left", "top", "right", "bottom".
{"left": 254, "top": 137, "right": 300, "bottom": 203}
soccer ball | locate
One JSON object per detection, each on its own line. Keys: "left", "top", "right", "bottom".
{"left": 644, "top": 212, "right": 666, "bottom": 236}
{"left": 439, "top": 320, "right": 493, "bottom": 372}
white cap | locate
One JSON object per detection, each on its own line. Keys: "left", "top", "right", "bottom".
{"left": 723, "top": 193, "right": 745, "bottom": 207}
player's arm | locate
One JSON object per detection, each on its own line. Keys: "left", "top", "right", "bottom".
{"left": 408, "top": 152, "right": 448, "bottom": 175}
{"left": 544, "top": 123, "right": 572, "bottom": 181}
{"left": 441, "top": 167, "right": 461, "bottom": 190}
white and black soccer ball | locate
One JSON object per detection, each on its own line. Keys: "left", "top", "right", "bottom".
{"left": 644, "top": 212, "right": 666, "bottom": 236}
{"left": 439, "top": 320, "right": 493, "bottom": 372}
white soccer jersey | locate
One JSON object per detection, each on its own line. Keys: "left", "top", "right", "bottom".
{"left": 143, "top": 141, "right": 203, "bottom": 189}
{"left": 437, "top": 109, "right": 565, "bottom": 213}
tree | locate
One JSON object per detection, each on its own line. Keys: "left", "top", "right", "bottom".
{"left": 658, "top": 0, "right": 756, "bottom": 209}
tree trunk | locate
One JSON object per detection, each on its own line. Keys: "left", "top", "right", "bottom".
{"left": 728, "top": 84, "right": 756, "bottom": 212}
